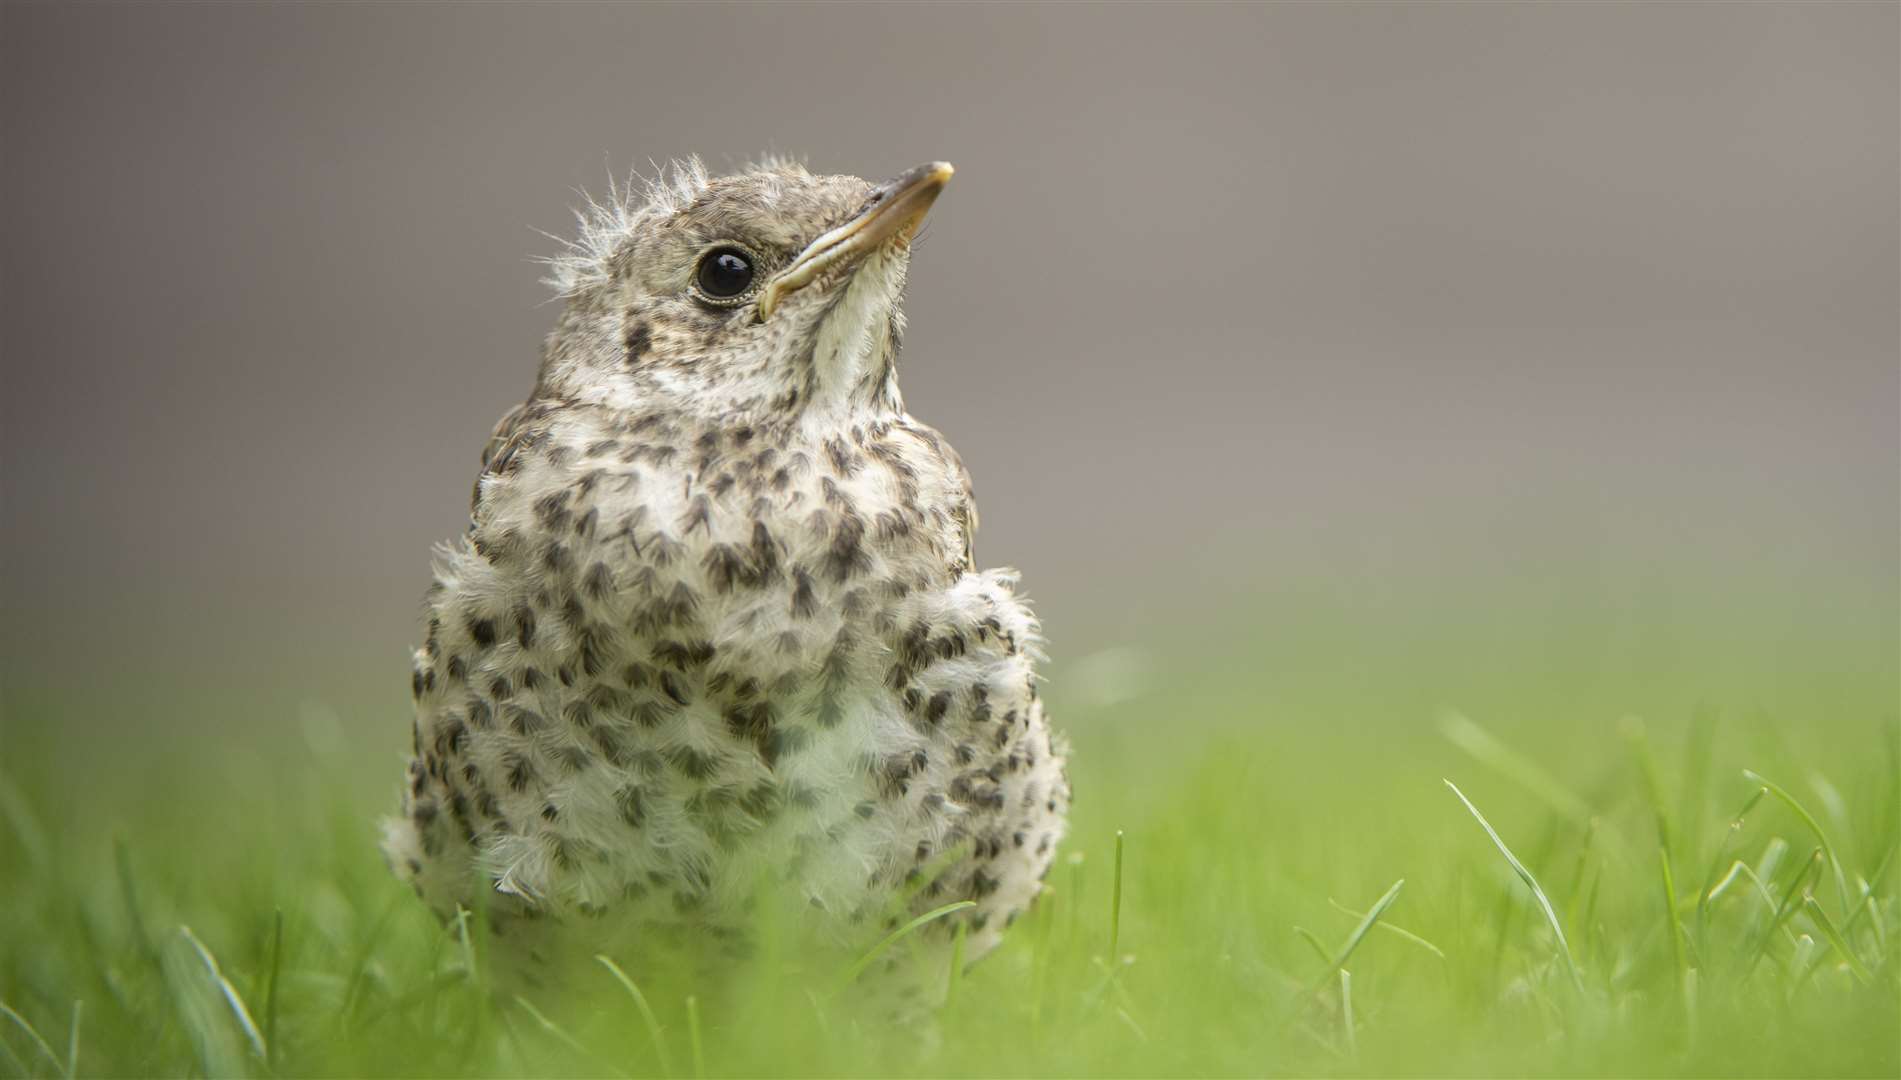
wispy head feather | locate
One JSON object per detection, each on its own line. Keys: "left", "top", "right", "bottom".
{"left": 535, "top": 155, "right": 819, "bottom": 298}
{"left": 536, "top": 156, "right": 712, "bottom": 297}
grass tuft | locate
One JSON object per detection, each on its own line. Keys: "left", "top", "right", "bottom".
{"left": 2, "top": 638, "right": 1894, "bottom": 1077}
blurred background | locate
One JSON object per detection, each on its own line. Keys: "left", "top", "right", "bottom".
{"left": 2, "top": 2, "right": 1895, "bottom": 763}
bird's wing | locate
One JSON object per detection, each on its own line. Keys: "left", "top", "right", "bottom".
{"left": 468, "top": 399, "right": 550, "bottom": 519}
{"left": 481, "top": 400, "right": 537, "bottom": 473}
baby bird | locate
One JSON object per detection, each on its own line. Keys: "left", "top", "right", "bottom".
{"left": 384, "top": 158, "right": 1069, "bottom": 970}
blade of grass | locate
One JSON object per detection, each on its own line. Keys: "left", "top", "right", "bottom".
{"left": 944, "top": 919, "right": 968, "bottom": 1009}
{"left": 685, "top": 995, "right": 705, "bottom": 1080}
{"left": 1705, "top": 858, "right": 1804, "bottom": 958}
{"left": 1679, "top": 707, "right": 1716, "bottom": 871}
{"left": 161, "top": 929, "right": 246, "bottom": 1077}
{"left": 1339, "top": 969, "right": 1357, "bottom": 1061}
{"left": 595, "top": 955, "right": 673, "bottom": 1078}
{"left": 1704, "top": 861, "right": 1748, "bottom": 905}
{"left": 62, "top": 1002, "right": 78, "bottom": 1080}
{"left": 1683, "top": 967, "right": 1700, "bottom": 1052}
{"left": 1439, "top": 712, "right": 1592, "bottom": 826}
{"left": 1293, "top": 1019, "right": 1346, "bottom": 1061}
{"left": 0, "top": 771, "right": 47, "bottom": 872}
{"left": 831, "top": 900, "right": 976, "bottom": 994}
{"left": 1624, "top": 717, "right": 1675, "bottom": 861}
{"left": 514, "top": 995, "right": 617, "bottom": 1075}
{"left": 263, "top": 909, "right": 283, "bottom": 1071}
{"left": 112, "top": 838, "right": 155, "bottom": 968}
{"left": 1066, "top": 850, "right": 1087, "bottom": 955}
{"left": 1743, "top": 769, "right": 1851, "bottom": 911}
{"left": 1114, "top": 1006, "right": 1150, "bottom": 1044}
{"left": 803, "top": 989, "right": 831, "bottom": 1042}
{"left": 1294, "top": 878, "right": 1405, "bottom": 1009}
{"left": 1293, "top": 926, "right": 1332, "bottom": 965}
{"left": 1754, "top": 836, "right": 1789, "bottom": 889}
{"left": 1561, "top": 819, "right": 1600, "bottom": 934}
{"left": 1445, "top": 780, "right": 1584, "bottom": 991}
{"left": 1658, "top": 847, "right": 1688, "bottom": 995}
{"left": 1845, "top": 844, "right": 1895, "bottom": 936}
{"left": 1801, "top": 896, "right": 1872, "bottom": 983}
{"left": 179, "top": 925, "right": 267, "bottom": 1061}
{"left": 1747, "top": 848, "right": 1824, "bottom": 975}
{"left": 1031, "top": 883, "right": 1054, "bottom": 1036}
{"left": 1579, "top": 868, "right": 1604, "bottom": 970}
{"left": 1697, "top": 787, "right": 1767, "bottom": 934}
{"left": 452, "top": 904, "right": 479, "bottom": 983}
{"left": 1109, "top": 830, "right": 1125, "bottom": 961}
{"left": 1845, "top": 867, "right": 1890, "bottom": 956}
{"left": 0, "top": 1028, "right": 28, "bottom": 1078}
{"left": 1788, "top": 934, "right": 1817, "bottom": 994}
{"left": 1328, "top": 898, "right": 1447, "bottom": 960}
{"left": 0, "top": 1001, "right": 62, "bottom": 1074}
{"left": 338, "top": 894, "right": 401, "bottom": 1022}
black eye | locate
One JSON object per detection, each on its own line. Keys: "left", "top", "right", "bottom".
{"left": 695, "top": 247, "right": 755, "bottom": 299}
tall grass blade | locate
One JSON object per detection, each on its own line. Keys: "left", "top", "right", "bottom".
{"left": 1743, "top": 769, "right": 1851, "bottom": 911}
{"left": 0, "top": 772, "right": 47, "bottom": 871}
{"left": 338, "top": 895, "right": 401, "bottom": 1022}
{"left": 685, "top": 995, "right": 705, "bottom": 1080}
{"left": 0, "top": 1030, "right": 28, "bottom": 1078}
{"left": 1658, "top": 847, "right": 1687, "bottom": 990}
{"left": 1339, "top": 969, "right": 1357, "bottom": 1060}
{"left": 112, "top": 838, "right": 154, "bottom": 967}
{"left": 1299, "top": 879, "right": 1405, "bottom": 1002}
{"left": 1696, "top": 787, "right": 1766, "bottom": 937}
{"left": 180, "top": 926, "right": 267, "bottom": 1062}
{"left": 452, "top": 905, "right": 479, "bottom": 984}
{"left": 1748, "top": 849, "right": 1824, "bottom": 974}
{"left": 1624, "top": 717, "right": 1675, "bottom": 860}
{"left": 595, "top": 955, "right": 672, "bottom": 1078}
{"left": 1109, "top": 830, "right": 1125, "bottom": 961}
{"left": 1704, "top": 861, "right": 1747, "bottom": 905}
{"left": 513, "top": 995, "right": 605, "bottom": 1069}
{"left": 1789, "top": 934, "right": 1818, "bottom": 992}
{"left": 1293, "top": 926, "right": 1332, "bottom": 964}
{"left": 1801, "top": 896, "right": 1872, "bottom": 983}
{"left": 160, "top": 930, "right": 247, "bottom": 1077}
{"left": 1845, "top": 844, "right": 1895, "bottom": 935}
{"left": 832, "top": 900, "right": 975, "bottom": 993}
{"left": 1328, "top": 898, "right": 1447, "bottom": 959}
{"left": 263, "top": 909, "right": 282, "bottom": 1070}
{"left": 62, "top": 1002, "right": 78, "bottom": 1080}
{"left": 1438, "top": 712, "right": 1592, "bottom": 825}
{"left": 944, "top": 920, "right": 968, "bottom": 1009}
{"left": 0, "top": 1001, "right": 62, "bottom": 1074}
{"left": 1679, "top": 707, "right": 1716, "bottom": 871}
{"left": 1445, "top": 780, "right": 1584, "bottom": 991}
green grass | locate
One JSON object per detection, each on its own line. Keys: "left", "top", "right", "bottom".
{"left": 1, "top": 605, "right": 1896, "bottom": 1077}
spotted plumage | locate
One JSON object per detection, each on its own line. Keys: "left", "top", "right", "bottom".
{"left": 384, "top": 158, "right": 1069, "bottom": 969}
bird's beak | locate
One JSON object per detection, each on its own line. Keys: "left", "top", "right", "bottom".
{"left": 757, "top": 161, "right": 953, "bottom": 321}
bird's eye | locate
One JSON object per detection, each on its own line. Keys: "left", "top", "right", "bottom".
{"left": 694, "top": 247, "right": 755, "bottom": 300}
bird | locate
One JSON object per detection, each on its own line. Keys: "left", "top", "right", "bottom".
{"left": 383, "top": 157, "right": 1070, "bottom": 975}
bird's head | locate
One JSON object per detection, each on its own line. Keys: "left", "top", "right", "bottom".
{"left": 535, "top": 158, "right": 953, "bottom": 426}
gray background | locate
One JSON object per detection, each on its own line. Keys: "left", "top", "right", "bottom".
{"left": 2, "top": 2, "right": 1894, "bottom": 696}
